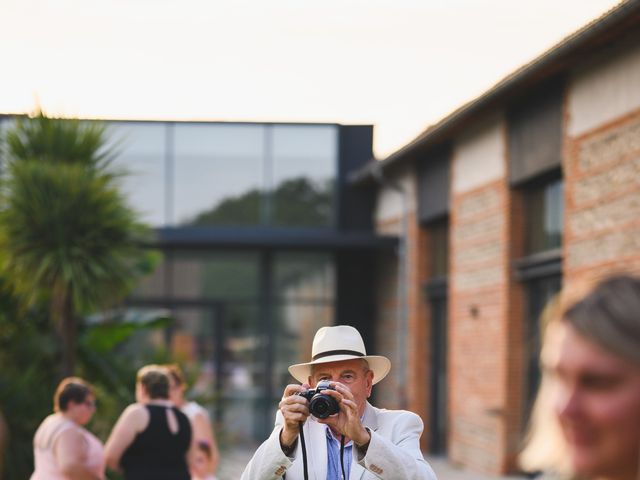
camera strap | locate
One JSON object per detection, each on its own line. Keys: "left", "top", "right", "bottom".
{"left": 340, "top": 435, "right": 346, "bottom": 480}
{"left": 298, "top": 423, "right": 348, "bottom": 480}
{"left": 299, "top": 421, "right": 309, "bottom": 480}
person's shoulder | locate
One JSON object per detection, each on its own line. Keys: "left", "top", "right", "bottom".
{"left": 183, "top": 400, "right": 209, "bottom": 420}
{"left": 117, "top": 403, "right": 150, "bottom": 432}
{"left": 123, "top": 402, "right": 146, "bottom": 415}
{"left": 369, "top": 405, "right": 423, "bottom": 426}
{"left": 36, "top": 413, "right": 60, "bottom": 431}
{"left": 36, "top": 413, "right": 75, "bottom": 439}
{"left": 121, "top": 403, "right": 149, "bottom": 423}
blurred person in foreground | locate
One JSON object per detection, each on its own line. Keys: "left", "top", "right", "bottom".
{"left": 30, "top": 377, "right": 104, "bottom": 480}
{"left": 104, "top": 365, "right": 193, "bottom": 480}
{"left": 166, "top": 364, "right": 219, "bottom": 479}
{"left": 241, "top": 325, "right": 437, "bottom": 479}
{"left": 520, "top": 274, "right": 640, "bottom": 480}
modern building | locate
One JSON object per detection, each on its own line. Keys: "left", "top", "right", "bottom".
{"left": 0, "top": 117, "right": 395, "bottom": 444}
{"left": 354, "top": 0, "right": 640, "bottom": 475}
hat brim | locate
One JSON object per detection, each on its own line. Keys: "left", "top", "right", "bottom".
{"left": 288, "top": 355, "right": 391, "bottom": 385}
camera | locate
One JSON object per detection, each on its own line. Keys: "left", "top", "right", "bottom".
{"left": 298, "top": 380, "right": 340, "bottom": 419}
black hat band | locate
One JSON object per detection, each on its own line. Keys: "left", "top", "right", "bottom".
{"left": 312, "top": 349, "right": 365, "bottom": 361}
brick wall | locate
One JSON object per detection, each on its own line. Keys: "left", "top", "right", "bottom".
{"left": 449, "top": 179, "right": 511, "bottom": 474}
{"left": 564, "top": 108, "right": 640, "bottom": 282}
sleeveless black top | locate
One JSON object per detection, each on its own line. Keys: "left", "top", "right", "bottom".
{"left": 121, "top": 404, "right": 192, "bottom": 480}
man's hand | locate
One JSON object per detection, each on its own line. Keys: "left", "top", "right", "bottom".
{"left": 315, "top": 382, "right": 370, "bottom": 446}
{"left": 278, "top": 383, "right": 311, "bottom": 448}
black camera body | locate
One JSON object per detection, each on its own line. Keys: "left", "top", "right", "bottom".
{"left": 298, "top": 380, "right": 340, "bottom": 419}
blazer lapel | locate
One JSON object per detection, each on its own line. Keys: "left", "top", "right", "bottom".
{"left": 361, "top": 402, "right": 379, "bottom": 433}
{"left": 308, "top": 418, "right": 327, "bottom": 480}
{"left": 350, "top": 402, "right": 379, "bottom": 480}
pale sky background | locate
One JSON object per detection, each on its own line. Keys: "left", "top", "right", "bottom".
{"left": 0, "top": 0, "right": 622, "bottom": 158}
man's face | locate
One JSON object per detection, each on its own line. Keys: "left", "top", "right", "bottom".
{"left": 548, "top": 322, "right": 640, "bottom": 478}
{"left": 309, "top": 359, "right": 374, "bottom": 416}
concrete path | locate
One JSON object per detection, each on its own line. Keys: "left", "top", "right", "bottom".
{"left": 426, "top": 456, "right": 526, "bottom": 480}
{"left": 217, "top": 448, "right": 527, "bottom": 479}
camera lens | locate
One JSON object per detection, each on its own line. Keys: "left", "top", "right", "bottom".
{"left": 309, "top": 395, "right": 339, "bottom": 419}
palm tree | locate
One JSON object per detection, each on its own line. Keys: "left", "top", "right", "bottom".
{"left": 0, "top": 112, "right": 152, "bottom": 376}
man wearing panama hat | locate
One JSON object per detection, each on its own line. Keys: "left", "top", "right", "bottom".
{"left": 241, "top": 325, "right": 437, "bottom": 479}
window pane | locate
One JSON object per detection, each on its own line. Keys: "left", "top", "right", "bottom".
{"left": 106, "top": 122, "right": 167, "bottom": 226}
{"left": 132, "top": 254, "right": 168, "bottom": 298}
{"left": 525, "top": 178, "right": 563, "bottom": 254}
{"left": 220, "top": 303, "right": 268, "bottom": 441}
{"left": 273, "top": 253, "right": 335, "bottom": 301}
{"left": 271, "top": 125, "right": 337, "bottom": 227}
{"left": 173, "top": 124, "right": 264, "bottom": 226}
{"left": 545, "top": 180, "right": 563, "bottom": 250}
{"left": 170, "top": 251, "right": 260, "bottom": 299}
{"left": 272, "top": 302, "right": 334, "bottom": 394}
{"left": 429, "top": 220, "right": 449, "bottom": 278}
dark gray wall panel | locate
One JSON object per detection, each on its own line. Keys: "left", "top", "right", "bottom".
{"left": 508, "top": 80, "right": 564, "bottom": 185}
{"left": 338, "top": 126, "right": 375, "bottom": 232}
{"left": 417, "top": 146, "right": 451, "bottom": 224}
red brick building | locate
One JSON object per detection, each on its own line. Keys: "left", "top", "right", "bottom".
{"left": 355, "top": 1, "right": 640, "bottom": 475}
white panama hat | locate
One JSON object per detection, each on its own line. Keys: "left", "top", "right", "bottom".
{"left": 288, "top": 325, "right": 391, "bottom": 385}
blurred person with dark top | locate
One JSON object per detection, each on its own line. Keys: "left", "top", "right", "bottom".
{"left": 241, "top": 325, "right": 437, "bottom": 480}
{"left": 520, "top": 274, "right": 640, "bottom": 480}
{"left": 166, "top": 364, "right": 219, "bottom": 478}
{"left": 30, "top": 377, "right": 104, "bottom": 480}
{"left": 104, "top": 365, "right": 193, "bottom": 480}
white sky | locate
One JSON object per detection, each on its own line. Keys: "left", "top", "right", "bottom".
{"left": 0, "top": 0, "right": 622, "bottom": 158}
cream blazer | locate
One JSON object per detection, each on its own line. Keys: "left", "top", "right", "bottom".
{"left": 240, "top": 402, "right": 437, "bottom": 480}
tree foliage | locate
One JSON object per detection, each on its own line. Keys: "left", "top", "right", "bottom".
{"left": 189, "top": 177, "right": 333, "bottom": 227}
{"left": 0, "top": 112, "right": 153, "bottom": 375}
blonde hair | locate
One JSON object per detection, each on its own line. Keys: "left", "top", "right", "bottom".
{"left": 164, "top": 363, "right": 187, "bottom": 388}
{"left": 519, "top": 296, "right": 570, "bottom": 474}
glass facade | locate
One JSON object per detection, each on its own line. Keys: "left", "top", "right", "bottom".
{"left": 173, "top": 124, "right": 265, "bottom": 226}
{"left": 107, "top": 122, "right": 167, "bottom": 226}
{"left": 271, "top": 126, "right": 337, "bottom": 227}
{"left": 104, "top": 121, "right": 338, "bottom": 227}
{"left": 132, "top": 250, "right": 335, "bottom": 441}
{"left": 0, "top": 115, "right": 377, "bottom": 447}
{"left": 272, "top": 253, "right": 335, "bottom": 390}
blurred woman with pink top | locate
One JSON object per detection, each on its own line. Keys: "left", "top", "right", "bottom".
{"left": 31, "top": 377, "right": 104, "bottom": 480}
